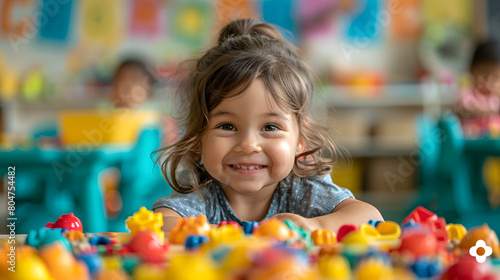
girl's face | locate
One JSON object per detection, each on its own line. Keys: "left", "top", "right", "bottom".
{"left": 472, "top": 63, "right": 500, "bottom": 97}
{"left": 201, "top": 79, "right": 302, "bottom": 194}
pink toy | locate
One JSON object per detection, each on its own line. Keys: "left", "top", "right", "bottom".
{"left": 45, "top": 213, "right": 83, "bottom": 232}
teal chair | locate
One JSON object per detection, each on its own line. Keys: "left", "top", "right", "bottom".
{"left": 1, "top": 126, "right": 170, "bottom": 233}
{"left": 406, "top": 114, "right": 459, "bottom": 221}
{"left": 438, "top": 112, "right": 500, "bottom": 233}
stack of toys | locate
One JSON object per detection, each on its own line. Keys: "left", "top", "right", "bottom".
{"left": 1, "top": 206, "right": 499, "bottom": 279}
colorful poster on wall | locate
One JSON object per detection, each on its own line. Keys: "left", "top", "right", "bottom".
{"left": 80, "top": 0, "right": 122, "bottom": 48}
{"left": 0, "top": 0, "right": 32, "bottom": 38}
{"left": 345, "top": 0, "right": 381, "bottom": 40}
{"left": 389, "top": 0, "right": 422, "bottom": 40}
{"left": 39, "top": 0, "right": 73, "bottom": 41}
{"left": 298, "top": 0, "right": 344, "bottom": 39}
{"left": 128, "top": 0, "right": 163, "bottom": 38}
{"left": 422, "top": 0, "right": 472, "bottom": 28}
{"left": 169, "top": 0, "right": 212, "bottom": 47}
{"left": 259, "top": 0, "right": 299, "bottom": 43}
{"left": 214, "top": 0, "right": 258, "bottom": 30}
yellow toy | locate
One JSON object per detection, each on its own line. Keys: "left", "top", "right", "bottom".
{"left": 125, "top": 207, "right": 164, "bottom": 243}
{"left": 376, "top": 221, "right": 402, "bottom": 240}
{"left": 446, "top": 224, "right": 467, "bottom": 242}
{"left": 317, "top": 255, "right": 351, "bottom": 280}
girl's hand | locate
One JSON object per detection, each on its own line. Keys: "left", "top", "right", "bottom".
{"left": 269, "top": 213, "right": 322, "bottom": 233}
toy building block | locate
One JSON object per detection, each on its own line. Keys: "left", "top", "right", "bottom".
{"left": 125, "top": 207, "right": 164, "bottom": 243}
{"left": 311, "top": 229, "right": 337, "bottom": 246}
{"left": 45, "top": 213, "right": 83, "bottom": 232}
{"left": 168, "top": 215, "right": 211, "bottom": 244}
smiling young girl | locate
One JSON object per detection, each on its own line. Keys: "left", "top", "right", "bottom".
{"left": 153, "top": 18, "right": 382, "bottom": 233}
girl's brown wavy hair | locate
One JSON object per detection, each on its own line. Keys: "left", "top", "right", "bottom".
{"left": 157, "top": 18, "right": 337, "bottom": 194}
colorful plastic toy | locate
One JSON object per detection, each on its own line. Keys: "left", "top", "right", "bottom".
{"left": 458, "top": 224, "right": 500, "bottom": 258}
{"left": 337, "top": 224, "right": 358, "bottom": 242}
{"left": 26, "top": 227, "right": 72, "bottom": 251}
{"left": 359, "top": 224, "right": 380, "bottom": 241}
{"left": 185, "top": 235, "right": 209, "bottom": 250}
{"left": 64, "top": 231, "right": 85, "bottom": 242}
{"left": 403, "top": 206, "right": 438, "bottom": 225}
{"left": 376, "top": 221, "right": 402, "bottom": 240}
{"left": 410, "top": 257, "right": 443, "bottom": 278}
{"left": 397, "top": 231, "right": 440, "bottom": 258}
{"left": 342, "top": 231, "right": 369, "bottom": 246}
{"left": 446, "top": 224, "right": 467, "bottom": 242}
{"left": 201, "top": 224, "right": 245, "bottom": 252}
{"left": 440, "top": 255, "right": 498, "bottom": 280}
{"left": 403, "top": 206, "right": 448, "bottom": 247}
{"left": 219, "top": 220, "right": 240, "bottom": 229}
{"left": 125, "top": 207, "right": 164, "bottom": 243}
{"left": 39, "top": 242, "right": 90, "bottom": 280}
{"left": 254, "top": 219, "right": 294, "bottom": 241}
{"left": 317, "top": 254, "right": 351, "bottom": 279}
{"left": 128, "top": 231, "right": 169, "bottom": 264}
{"left": 168, "top": 215, "right": 211, "bottom": 244}
{"left": 311, "top": 229, "right": 337, "bottom": 246}
{"left": 164, "top": 253, "right": 219, "bottom": 280}
{"left": 79, "top": 251, "right": 103, "bottom": 276}
{"left": 45, "top": 213, "right": 83, "bottom": 232}
{"left": 243, "top": 221, "right": 259, "bottom": 234}
{"left": 355, "top": 258, "right": 393, "bottom": 280}
{"left": 368, "top": 220, "right": 382, "bottom": 228}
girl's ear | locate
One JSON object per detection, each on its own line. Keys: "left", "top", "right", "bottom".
{"left": 296, "top": 137, "right": 306, "bottom": 155}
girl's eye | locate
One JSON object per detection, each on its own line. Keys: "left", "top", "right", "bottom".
{"left": 263, "top": 124, "right": 279, "bottom": 131}
{"left": 218, "top": 124, "right": 235, "bottom": 131}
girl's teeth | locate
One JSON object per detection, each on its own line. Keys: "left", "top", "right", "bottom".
{"left": 235, "top": 165, "right": 261, "bottom": 169}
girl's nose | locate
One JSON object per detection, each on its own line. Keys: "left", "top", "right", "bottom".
{"left": 234, "top": 132, "right": 262, "bottom": 154}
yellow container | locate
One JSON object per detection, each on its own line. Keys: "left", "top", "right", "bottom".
{"left": 59, "top": 109, "right": 158, "bottom": 145}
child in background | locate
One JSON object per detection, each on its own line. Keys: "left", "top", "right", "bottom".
{"left": 111, "top": 58, "right": 179, "bottom": 146}
{"left": 454, "top": 41, "right": 500, "bottom": 208}
{"left": 111, "top": 59, "right": 155, "bottom": 108}
{"left": 153, "top": 19, "right": 383, "bottom": 233}
{"left": 454, "top": 41, "right": 500, "bottom": 137}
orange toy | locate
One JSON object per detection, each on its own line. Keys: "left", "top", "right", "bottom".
{"left": 168, "top": 215, "right": 211, "bottom": 244}
{"left": 39, "top": 243, "right": 89, "bottom": 280}
{"left": 254, "top": 219, "right": 294, "bottom": 242}
{"left": 311, "top": 229, "right": 337, "bottom": 246}
{"left": 458, "top": 224, "right": 500, "bottom": 258}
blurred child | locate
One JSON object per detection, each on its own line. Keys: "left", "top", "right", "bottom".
{"left": 153, "top": 18, "right": 383, "bottom": 233}
{"left": 111, "top": 58, "right": 178, "bottom": 146}
{"left": 454, "top": 41, "right": 500, "bottom": 137}
{"left": 111, "top": 59, "right": 155, "bottom": 108}
{"left": 454, "top": 40, "right": 500, "bottom": 208}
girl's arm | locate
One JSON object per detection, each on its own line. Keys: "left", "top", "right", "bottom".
{"left": 312, "top": 198, "right": 384, "bottom": 233}
{"left": 154, "top": 207, "right": 182, "bottom": 233}
{"left": 271, "top": 198, "right": 383, "bottom": 233}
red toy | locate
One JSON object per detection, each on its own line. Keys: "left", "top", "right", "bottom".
{"left": 128, "top": 231, "right": 169, "bottom": 264}
{"left": 45, "top": 213, "right": 83, "bottom": 232}
{"left": 337, "top": 224, "right": 357, "bottom": 242}
{"left": 403, "top": 207, "right": 448, "bottom": 247}
{"left": 440, "top": 255, "right": 498, "bottom": 280}
{"left": 398, "top": 231, "right": 440, "bottom": 258}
